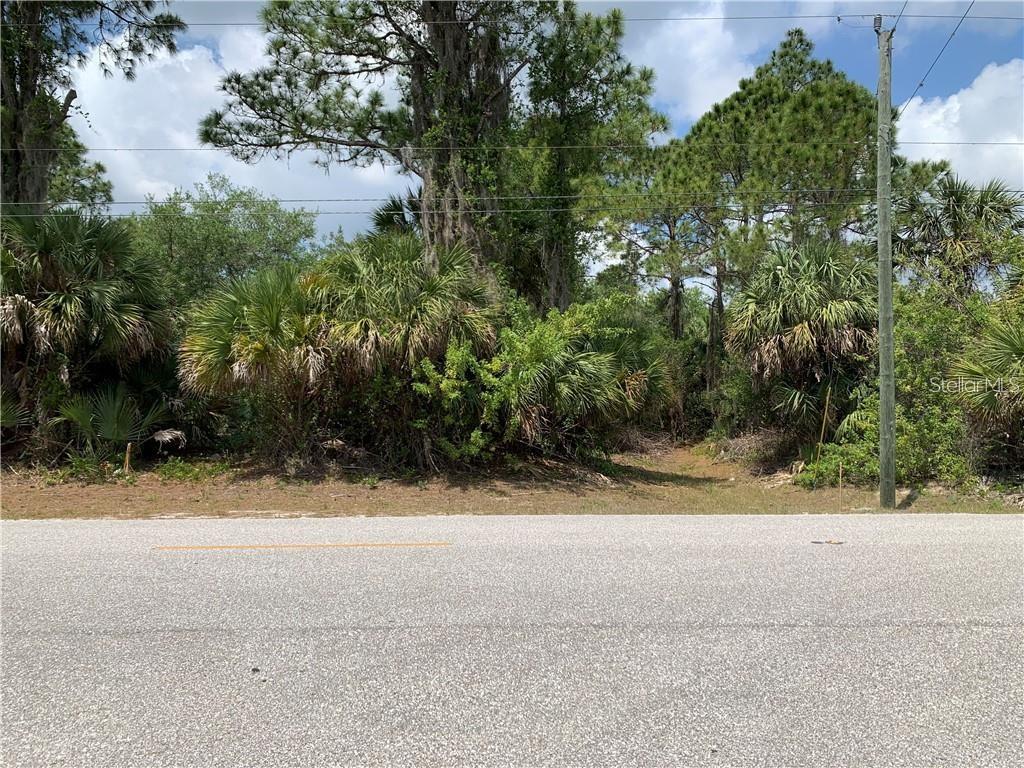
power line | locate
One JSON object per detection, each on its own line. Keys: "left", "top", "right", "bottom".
{"left": 2, "top": 140, "right": 1021, "bottom": 153}
{"left": 897, "top": 0, "right": 977, "bottom": 119}
{"left": 2, "top": 188, "right": 891, "bottom": 207}
{"left": 892, "top": 1, "right": 910, "bottom": 32}
{"left": 9, "top": 186, "right": 1024, "bottom": 209}
{"left": 4, "top": 13, "right": 1022, "bottom": 28}
{"left": 4, "top": 201, "right": 888, "bottom": 218}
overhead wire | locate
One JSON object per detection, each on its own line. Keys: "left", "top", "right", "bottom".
{"left": 4, "top": 13, "right": 1023, "bottom": 28}
{"left": 1, "top": 140, "right": 1021, "bottom": 153}
{"left": 897, "top": 0, "right": 977, "bottom": 118}
{"left": 20, "top": 184, "right": 1024, "bottom": 211}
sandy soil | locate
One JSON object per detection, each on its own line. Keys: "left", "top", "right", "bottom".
{"left": 0, "top": 447, "right": 1011, "bottom": 519}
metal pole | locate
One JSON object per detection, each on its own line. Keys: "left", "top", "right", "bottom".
{"left": 875, "top": 16, "right": 896, "bottom": 509}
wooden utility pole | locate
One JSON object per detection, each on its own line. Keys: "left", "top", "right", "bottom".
{"left": 875, "top": 15, "right": 896, "bottom": 509}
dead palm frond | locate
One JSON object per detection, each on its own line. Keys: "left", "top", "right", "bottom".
{"left": 727, "top": 242, "right": 876, "bottom": 381}
{"left": 311, "top": 233, "right": 495, "bottom": 379}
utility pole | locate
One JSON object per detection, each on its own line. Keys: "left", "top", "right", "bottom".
{"left": 875, "top": 15, "right": 896, "bottom": 509}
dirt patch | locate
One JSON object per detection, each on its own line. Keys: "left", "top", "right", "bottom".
{"left": 0, "top": 447, "right": 1011, "bottom": 520}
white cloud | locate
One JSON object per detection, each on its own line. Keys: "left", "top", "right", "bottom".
{"left": 67, "top": 29, "right": 408, "bottom": 237}
{"left": 624, "top": 1, "right": 846, "bottom": 127}
{"left": 897, "top": 58, "right": 1024, "bottom": 188}
{"left": 628, "top": 2, "right": 760, "bottom": 124}
{"left": 215, "top": 27, "right": 269, "bottom": 73}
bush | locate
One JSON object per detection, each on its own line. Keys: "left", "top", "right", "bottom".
{"left": 472, "top": 294, "right": 668, "bottom": 457}
{"left": 154, "top": 456, "right": 231, "bottom": 482}
{"left": 795, "top": 287, "right": 994, "bottom": 488}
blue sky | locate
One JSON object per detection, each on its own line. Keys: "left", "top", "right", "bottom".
{"left": 69, "top": 1, "right": 1024, "bottom": 237}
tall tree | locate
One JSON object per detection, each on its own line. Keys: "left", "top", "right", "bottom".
{"left": 0, "top": 1, "right": 185, "bottom": 210}
{"left": 642, "top": 29, "right": 875, "bottom": 387}
{"left": 132, "top": 174, "right": 318, "bottom": 306}
{"left": 201, "top": 0, "right": 663, "bottom": 292}
{"left": 521, "top": 4, "right": 664, "bottom": 309}
{"left": 201, "top": 0, "right": 550, "bottom": 270}
{"left": 894, "top": 169, "right": 1024, "bottom": 295}
{"left": 0, "top": 211, "right": 171, "bottom": 431}
{"left": 47, "top": 123, "right": 113, "bottom": 210}
{"left": 727, "top": 243, "right": 876, "bottom": 438}
{"left": 592, "top": 145, "right": 716, "bottom": 339}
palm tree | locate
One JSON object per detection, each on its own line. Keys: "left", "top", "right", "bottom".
{"left": 486, "top": 305, "right": 667, "bottom": 455}
{"left": 728, "top": 243, "right": 876, "bottom": 379}
{"left": 179, "top": 264, "right": 328, "bottom": 456}
{"left": 179, "top": 234, "right": 494, "bottom": 460}
{"left": 370, "top": 194, "right": 420, "bottom": 235}
{"left": 1, "top": 211, "right": 171, "bottom": 441}
{"left": 949, "top": 321, "right": 1024, "bottom": 423}
{"left": 895, "top": 173, "right": 1024, "bottom": 293}
{"left": 51, "top": 384, "right": 171, "bottom": 460}
{"left": 179, "top": 264, "right": 326, "bottom": 396}
{"left": 1, "top": 212, "right": 169, "bottom": 361}
{"left": 309, "top": 233, "right": 495, "bottom": 379}
{"left": 727, "top": 243, "right": 876, "bottom": 435}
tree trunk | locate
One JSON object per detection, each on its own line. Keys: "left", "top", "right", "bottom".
{"left": 668, "top": 274, "right": 683, "bottom": 340}
{"left": 413, "top": 1, "right": 510, "bottom": 273}
{"left": 1, "top": 2, "right": 74, "bottom": 212}
{"left": 705, "top": 258, "right": 726, "bottom": 391}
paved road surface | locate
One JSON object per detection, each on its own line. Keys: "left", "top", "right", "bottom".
{"left": 2, "top": 514, "right": 1022, "bottom": 767}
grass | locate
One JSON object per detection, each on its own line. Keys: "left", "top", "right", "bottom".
{"left": 153, "top": 456, "right": 232, "bottom": 483}
{"left": 2, "top": 446, "right": 1017, "bottom": 520}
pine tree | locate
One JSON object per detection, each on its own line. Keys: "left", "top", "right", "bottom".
{"left": 0, "top": 1, "right": 185, "bottom": 210}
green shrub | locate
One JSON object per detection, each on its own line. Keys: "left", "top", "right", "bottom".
{"left": 50, "top": 384, "right": 168, "bottom": 460}
{"left": 477, "top": 294, "right": 669, "bottom": 457}
{"left": 797, "top": 287, "right": 990, "bottom": 488}
{"left": 154, "top": 456, "right": 231, "bottom": 482}
{"left": 412, "top": 340, "right": 494, "bottom": 463}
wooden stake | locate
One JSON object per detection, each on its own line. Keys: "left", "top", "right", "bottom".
{"left": 839, "top": 462, "right": 844, "bottom": 512}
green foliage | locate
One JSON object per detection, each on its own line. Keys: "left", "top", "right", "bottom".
{"left": 1, "top": 211, "right": 172, "bottom": 457}
{"left": 2, "top": 211, "right": 171, "bottom": 361}
{"left": 3, "top": 10, "right": 1019, "bottom": 490}
{"left": 482, "top": 294, "right": 668, "bottom": 456}
{"left": 314, "top": 234, "right": 497, "bottom": 467}
{"left": 804, "top": 288, "right": 988, "bottom": 487}
{"left": 179, "top": 263, "right": 325, "bottom": 457}
{"left": 803, "top": 396, "right": 974, "bottom": 489}
{"left": 179, "top": 233, "right": 495, "bottom": 464}
{"left": 47, "top": 124, "right": 114, "bottom": 210}
{"left": 950, "top": 321, "right": 1024, "bottom": 424}
{"left": 133, "top": 174, "right": 318, "bottom": 306}
{"left": 51, "top": 384, "right": 166, "bottom": 459}
{"left": 726, "top": 242, "right": 875, "bottom": 438}
{"left": 1, "top": 1, "right": 185, "bottom": 207}
{"left": 154, "top": 456, "right": 231, "bottom": 483}
{"left": 200, "top": 0, "right": 664, "bottom": 299}
{"left": 412, "top": 340, "right": 494, "bottom": 463}
{"left": 509, "top": 5, "right": 666, "bottom": 308}
{"left": 61, "top": 454, "right": 116, "bottom": 484}
{"left": 312, "top": 234, "right": 495, "bottom": 377}
{"left": 895, "top": 171, "right": 1024, "bottom": 293}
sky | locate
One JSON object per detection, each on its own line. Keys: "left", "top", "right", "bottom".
{"left": 67, "top": 0, "right": 1024, "bottom": 237}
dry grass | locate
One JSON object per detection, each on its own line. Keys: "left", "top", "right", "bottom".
{"left": 1, "top": 447, "right": 1012, "bottom": 520}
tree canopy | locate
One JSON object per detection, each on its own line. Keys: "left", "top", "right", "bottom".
{"left": 0, "top": 1, "right": 185, "bottom": 210}
{"left": 132, "top": 174, "right": 318, "bottom": 306}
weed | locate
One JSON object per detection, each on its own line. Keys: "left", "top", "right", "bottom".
{"left": 154, "top": 456, "right": 231, "bottom": 483}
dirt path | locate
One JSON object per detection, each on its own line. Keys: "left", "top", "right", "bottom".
{"left": 0, "top": 447, "right": 1009, "bottom": 519}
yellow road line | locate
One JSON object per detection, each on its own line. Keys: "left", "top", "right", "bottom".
{"left": 153, "top": 541, "right": 452, "bottom": 552}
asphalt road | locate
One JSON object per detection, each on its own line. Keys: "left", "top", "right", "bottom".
{"left": 2, "top": 514, "right": 1022, "bottom": 768}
